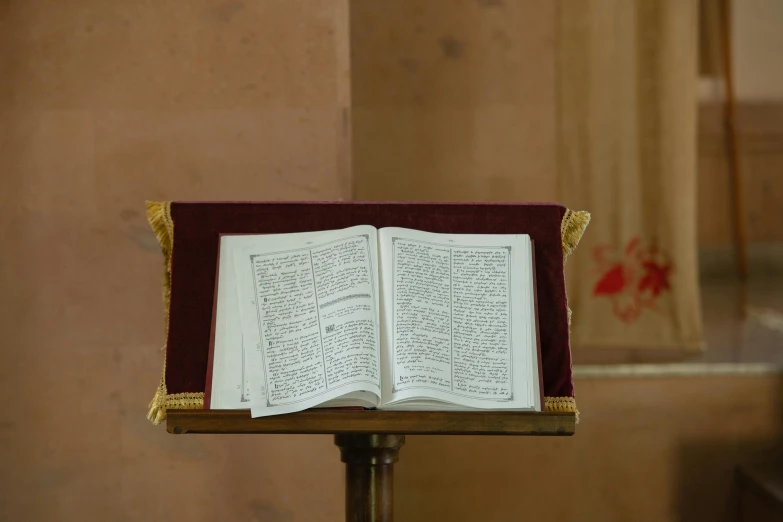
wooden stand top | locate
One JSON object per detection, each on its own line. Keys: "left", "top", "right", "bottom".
{"left": 166, "top": 409, "right": 576, "bottom": 435}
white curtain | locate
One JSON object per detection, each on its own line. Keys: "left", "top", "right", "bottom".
{"left": 558, "top": 0, "right": 703, "bottom": 349}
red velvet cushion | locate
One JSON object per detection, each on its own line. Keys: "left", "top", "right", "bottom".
{"left": 165, "top": 201, "right": 574, "bottom": 400}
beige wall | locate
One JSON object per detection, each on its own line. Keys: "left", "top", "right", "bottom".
{"left": 735, "top": 0, "right": 783, "bottom": 101}
{"left": 0, "top": 1, "right": 349, "bottom": 520}
{"left": 351, "top": 0, "right": 557, "bottom": 203}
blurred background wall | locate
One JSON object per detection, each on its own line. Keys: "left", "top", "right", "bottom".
{"left": 351, "top": 0, "right": 556, "bottom": 203}
{"left": 698, "top": 0, "right": 783, "bottom": 265}
{"left": 0, "top": 1, "right": 351, "bottom": 520}
{"left": 1, "top": 1, "right": 782, "bottom": 521}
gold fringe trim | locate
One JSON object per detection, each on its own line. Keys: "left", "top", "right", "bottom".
{"left": 146, "top": 201, "right": 174, "bottom": 328}
{"left": 561, "top": 209, "right": 589, "bottom": 411}
{"left": 147, "top": 359, "right": 169, "bottom": 425}
{"left": 545, "top": 396, "right": 579, "bottom": 423}
{"left": 147, "top": 368, "right": 204, "bottom": 425}
{"left": 561, "top": 209, "right": 591, "bottom": 263}
{"left": 146, "top": 201, "right": 187, "bottom": 425}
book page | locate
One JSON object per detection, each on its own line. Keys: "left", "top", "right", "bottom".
{"left": 209, "top": 236, "right": 258, "bottom": 409}
{"left": 234, "top": 226, "right": 381, "bottom": 416}
{"left": 212, "top": 231, "right": 354, "bottom": 409}
{"left": 378, "top": 227, "right": 536, "bottom": 410}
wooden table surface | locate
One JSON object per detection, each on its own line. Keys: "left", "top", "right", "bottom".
{"left": 166, "top": 409, "right": 576, "bottom": 435}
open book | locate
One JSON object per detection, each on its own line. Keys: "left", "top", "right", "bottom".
{"left": 206, "top": 226, "right": 543, "bottom": 417}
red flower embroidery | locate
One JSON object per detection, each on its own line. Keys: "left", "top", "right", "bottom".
{"left": 638, "top": 261, "right": 671, "bottom": 297}
{"left": 592, "top": 237, "right": 673, "bottom": 323}
{"left": 594, "top": 264, "right": 627, "bottom": 296}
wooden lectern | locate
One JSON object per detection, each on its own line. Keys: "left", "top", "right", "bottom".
{"left": 144, "top": 201, "right": 587, "bottom": 522}
{"left": 167, "top": 409, "right": 575, "bottom": 521}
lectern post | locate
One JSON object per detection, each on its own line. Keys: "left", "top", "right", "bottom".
{"left": 335, "top": 434, "right": 405, "bottom": 522}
